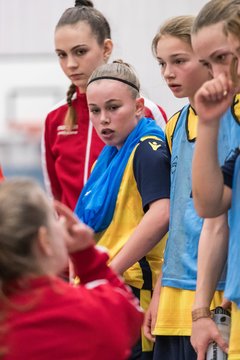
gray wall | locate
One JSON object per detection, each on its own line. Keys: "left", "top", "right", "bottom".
{"left": 0, "top": 0, "right": 208, "bottom": 120}
{"left": 0, "top": 0, "right": 208, "bottom": 180}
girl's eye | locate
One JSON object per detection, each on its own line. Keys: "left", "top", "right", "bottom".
{"left": 89, "top": 108, "right": 100, "bottom": 114}
{"left": 75, "top": 49, "right": 87, "bottom": 56}
{"left": 217, "top": 55, "right": 225, "bottom": 62}
{"left": 57, "top": 52, "right": 66, "bottom": 59}
{"left": 159, "top": 62, "right": 165, "bottom": 68}
{"left": 215, "top": 53, "right": 232, "bottom": 64}
{"left": 175, "top": 58, "right": 185, "bottom": 65}
{"left": 108, "top": 105, "right": 119, "bottom": 111}
{"left": 157, "top": 60, "right": 165, "bottom": 68}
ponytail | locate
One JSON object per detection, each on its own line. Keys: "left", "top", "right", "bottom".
{"left": 64, "top": 84, "right": 77, "bottom": 130}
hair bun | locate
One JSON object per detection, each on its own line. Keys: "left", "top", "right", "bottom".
{"left": 113, "top": 59, "right": 131, "bottom": 68}
{"left": 75, "top": 0, "right": 94, "bottom": 7}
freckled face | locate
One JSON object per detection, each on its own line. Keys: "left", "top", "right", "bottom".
{"left": 156, "top": 35, "right": 210, "bottom": 102}
{"left": 192, "top": 22, "right": 234, "bottom": 78}
{"left": 87, "top": 80, "right": 141, "bottom": 149}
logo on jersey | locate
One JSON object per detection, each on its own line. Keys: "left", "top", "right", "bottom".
{"left": 171, "top": 155, "right": 178, "bottom": 175}
{"left": 148, "top": 141, "right": 161, "bottom": 151}
{"left": 57, "top": 124, "right": 78, "bottom": 135}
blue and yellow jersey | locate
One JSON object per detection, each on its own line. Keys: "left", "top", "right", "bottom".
{"left": 154, "top": 96, "right": 240, "bottom": 335}
{"left": 95, "top": 136, "right": 170, "bottom": 290}
{"left": 166, "top": 94, "right": 240, "bottom": 153}
{"left": 165, "top": 106, "right": 198, "bottom": 153}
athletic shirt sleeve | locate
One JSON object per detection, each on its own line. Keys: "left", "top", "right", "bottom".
{"left": 133, "top": 138, "right": 170, "bottom": 212}
{"left": 0, "top": 166, "right": 4, "bottom": 180}
{"left": 221, "top": 148, "right": 240, "bottom": 188}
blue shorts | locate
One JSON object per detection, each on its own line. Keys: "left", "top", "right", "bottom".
{"left": 153, "top": 335, "right": 197, "bottom": 360}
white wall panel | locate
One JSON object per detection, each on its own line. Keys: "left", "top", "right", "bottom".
{"left": 0, "top": 0, "right": 208, "bottom": 119}
{"left": 0, "top": 0, "right": 209, "bottom": 180}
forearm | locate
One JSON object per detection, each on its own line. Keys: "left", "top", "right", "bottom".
{"left": 110, "top": 199, "right": 169, "bottom": 275}
{"left": 193, "top": 214, "right": 229, "bottom": 310}
{"left": 192, "top": 120, "right": 226, "bottom": 218}
{"left": 71, "top": 245, "right": 144, "bottom": 344}
{"left": 71, "top": 246, "right": 111, "bottom": 283}
{"left": 144, "top": 271, "right": 162, "bottom": 341}
{"left": 191, "top": 215, "right": 229, "bottom": 358}
{"left": 152, "top": 270, "right": 162, "bottom": 296}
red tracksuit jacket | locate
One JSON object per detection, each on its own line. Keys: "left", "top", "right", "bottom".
{"left": 3, "top": 246, "right": 144, "bottom": 360}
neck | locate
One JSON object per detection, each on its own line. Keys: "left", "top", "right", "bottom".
{"left": 188, "top": 95, "right": 195, "bottom": 108}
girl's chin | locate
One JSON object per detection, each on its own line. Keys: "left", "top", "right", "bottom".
{"left": 171, "top": 92, "right": 185, "bottom": 99}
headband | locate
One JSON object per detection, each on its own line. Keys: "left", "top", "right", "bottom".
{"left": 87, "top": 76, "right": 139, "bottom": 92}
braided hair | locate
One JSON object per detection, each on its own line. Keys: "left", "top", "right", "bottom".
{"left": 56, "top": 0, "right": 111, "bottom": 130}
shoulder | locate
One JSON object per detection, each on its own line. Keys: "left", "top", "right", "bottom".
{"left": 133, "top": 137, "right": 170, "bottom": 209}
{"left": 137, "top": 136, "right": 165, "bottom": 150}
{"left": 48, "top": 98, "right": 68, "bottom": 113}
{"left": 165, "top": 110, "right": 182, "bottom": 152}
{"left": 134, "top": 137, "right": 169, "bottom": 165}
{"left": 166, "top": 110, "right": 182, "bottom": 131}
{"left": 165, "top": 105, "right": 193, "bottom": 151}
{"left": 45, "top": 91, "right": 80, "bottom": 121}
{"left": 44, "top": 98, "right": 68, "bottom": 128}
{"left": 44, "top": 92, "right": 80, "bottom": 130}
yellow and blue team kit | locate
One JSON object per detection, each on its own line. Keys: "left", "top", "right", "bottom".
{"left": 154, "top": 96, "right": 240, "bottom": 340}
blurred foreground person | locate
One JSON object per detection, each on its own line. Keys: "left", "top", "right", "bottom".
{"left": 0, "top": 178, "right": 143, "bottom": 360}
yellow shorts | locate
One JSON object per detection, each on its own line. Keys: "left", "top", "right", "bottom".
{"left": 153, "top": 286, "right": 223, "bottom": 336}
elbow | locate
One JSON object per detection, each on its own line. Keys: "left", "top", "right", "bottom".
{"left": 193, "top": 196, "right": 222, "bottom": 219}
{"left": 195, "top": 206, "right": 216, "bottom": 219}
{"left": 148, "top": 198, "right": 170, "bottom": 236}
{"left": 163, "top": 212, "right": 170, "bottom": 232}
{"left": 159, "top": 203, "right": 170, "bottom": 233}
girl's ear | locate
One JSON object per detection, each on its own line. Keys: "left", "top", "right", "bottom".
{"left": 103, "top": 39, "right": 113, "bottom": 62}
{"left": 135, "top": 97, "right": 145, "bottom": 116}
{"left": 37, "top": 226, "right": 53, "bottom": 257}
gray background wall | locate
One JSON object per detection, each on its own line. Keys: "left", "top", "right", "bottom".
{"left": 0, "top": 0, "right": 208, "bottom": 180}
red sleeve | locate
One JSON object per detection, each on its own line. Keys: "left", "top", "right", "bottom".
{"left": 71, "top": 246, "right": 144, "bottom": 317}
{"left": 0, "top": 166, "right": 4, "bottom": 180}
{"left": 158, "top": 105, "right": 168, "bottom": 123}
{"left": 144, "top": 104, "right": 168, "bottom": 124}
{"left": 71, "top": 246, "right": 144, "bottom": 348}
{"left": 142, "top": 97, "right": 168, "bottom": 131}
{"left": 42, "top": 115, "right": 62, "bottom": 201}
{"left": 71, "top": 246, "right": 125, "bottom": 287}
